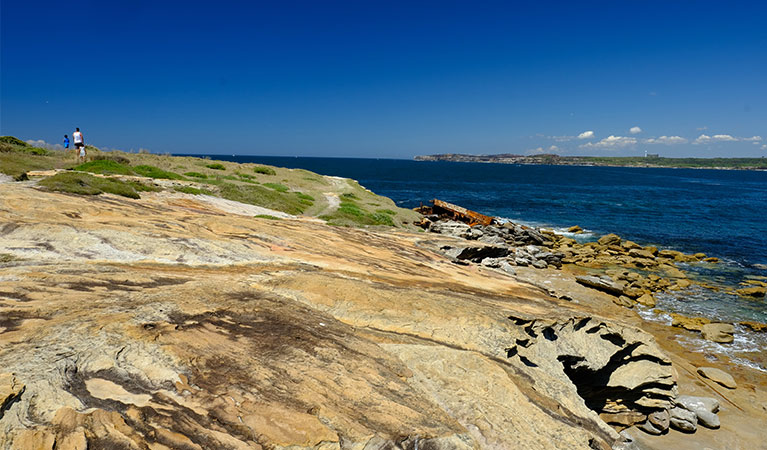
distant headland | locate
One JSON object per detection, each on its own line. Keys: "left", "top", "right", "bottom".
{"left": 414, "top": 153, "right": 767, "bottom": 170}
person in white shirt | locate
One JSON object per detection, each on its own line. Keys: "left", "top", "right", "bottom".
{"left": 73, "top": 128, "right": 86, "bottom": 162}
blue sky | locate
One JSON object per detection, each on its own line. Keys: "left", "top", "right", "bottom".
{"left": 2, "top": 1, "right": 765, "bottom": 158}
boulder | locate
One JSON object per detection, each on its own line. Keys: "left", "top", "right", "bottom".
{"left": 675, "top": 395, "right": 719, "bottom": 414}
{"left": 567, "top": 225, "right": 583, "bottom": 233}
{"left": 670, "top": 313, "right": 711, "bottom": 332}
{"left": 647, "top": 409, "right": 670, "bottom": 433}
{"left": 575, "top": 275, "right": 626, "bottom": 296}
{"left": 477, "top": 235, "right": 507, "bottom": 246}
{"left": 693, "top": 252, "right": 707, "bottom": 260}
{"left": 703, "top": 257, "right": 719, "bottom": 263}
{"left": 531, "top": 259, "right": 548, "bottom": 269}
{"left": 697, "top": 367, "right": 737, "bottom": 389}
{"left": 639, "top": 419, "right": 663, "bottom": 435}
{"left": 429, "top": 220, "right": 471, "bottom": 238}
{"left": 644, "top": 246, "right": 659, "bottom": 255}
{"left": 675, "top": 395, "right": 720, "bottom": 429}
{"left": 628, "top": 248, "right": 655, "bottom": 260}
{"left": 613, "top": 296, "right": 635, "bottom": 308}
{"left": 441, "top": 244, "right": 509, "bottom": 262}
{"left": 700, "top": 323, "right": 735, "bottom": 344}
{"left": 669, "top": 407, "right": 697, "bottom": 433}
{"left": 621, "top": 240, "right": 642, "bottom": 250}
{"left": 635, "top": 293, "right": 656, "bottom": 307}
{"left": 598, "top": 233, "right": 621, "bottom": 246}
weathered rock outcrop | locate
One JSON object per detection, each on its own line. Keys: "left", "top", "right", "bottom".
{"left": 0, "top": 183, "right": 683, "bottom": 449}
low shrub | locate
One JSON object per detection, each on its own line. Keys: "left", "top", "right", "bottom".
{"left": 253, "top": 166, "right": 276, "bottom": 175}
{"left": 173, "top": 186, "right": 213, "bottom": 195}
{"left": 91, "top": 153, "right": 131, "bottom": 165}
{"left": 75, "top": 160, "right": 135, "bottom": 175}
{"left": 218, "top": 182, "right": 308, "bottom": 215}
{"left": 206, "top": 163, "right": 226, "bottom": 170}
{"left": 263, "top": 182, "right": 288, "bottom": 192}
{"left": 39, "top": 172, "right": 140, "bottom": 199}
{"left": 254, "top": 214, "right": 282, "bottom": 220}
{"left": 321, "top": 200, "right": 396, "bottom": 227}
{"left": 133, "top": 165, "right": 184, "bottom": 180}
{"left": 183, "top": 171, "right": 207, "bottom": 179}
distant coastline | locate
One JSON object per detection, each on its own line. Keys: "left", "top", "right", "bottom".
{"left": 414, "top": 153, "right": 767, "bottom": 170}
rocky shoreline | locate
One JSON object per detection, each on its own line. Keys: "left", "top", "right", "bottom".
{"left": 1, "top": 178, "right": 766, "bottom": 449}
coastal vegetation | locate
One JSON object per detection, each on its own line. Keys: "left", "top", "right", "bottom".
{"left": 415, "top": 153, "right": 767, "bottom": 169}
{"left": 38, "top": 172, "right": 141, "bottom": 199}
{"left": 0, "top": 135, "right": 420, "bottom": 228}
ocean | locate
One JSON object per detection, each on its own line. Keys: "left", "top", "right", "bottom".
{"left": 189, "top": 155, "right": 767, "bottom": 369}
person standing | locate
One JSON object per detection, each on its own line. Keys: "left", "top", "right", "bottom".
{"left": 72, "top": 128, "right": 86, "bottom": 162}
{"left": 63, "top": 135, "right": 70, "bottom": 150}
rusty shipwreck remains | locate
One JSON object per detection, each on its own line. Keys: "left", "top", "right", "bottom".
{"left": 416, "top": 199, "right": 495, "bottom": 226}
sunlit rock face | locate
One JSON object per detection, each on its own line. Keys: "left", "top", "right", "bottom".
{"left": 0, "top": 183, "right": 679, "bottom": 449}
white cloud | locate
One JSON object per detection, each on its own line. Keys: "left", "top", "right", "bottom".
{"left": 694, "top": 134, "right": 742, "bottom": 144}
{"left": 744, "top": 136, "right": 763, "bottom": 142}
{"left": 580, "top": 135, "right": 637, "bottom": 149}
{"left": 712, "top": 134, "right": 737, "bottom": 141}
{"left": 762, "top": 144, "right": 767, "bottom": 150}
{"left": 549, "top": 145, "right": 559, "bottom": 151}
{"left": 26, "top": 139, "right": 63, "bottom": 150}
{"left": 643, "top": 136, "right": 688, "bottom": 145}
{"left": 578, "top": 130, "right": 595, "bottom": 139}
{"left": 629, "top": 126, "right": 642, "bottom": 135}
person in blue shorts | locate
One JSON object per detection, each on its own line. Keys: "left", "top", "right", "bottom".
{"left": 63, "top": 135, "right": 70, "bottom": 149}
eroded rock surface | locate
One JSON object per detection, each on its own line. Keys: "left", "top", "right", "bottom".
{"left": 0, "top": 182, "right": 688, "bottom": 449}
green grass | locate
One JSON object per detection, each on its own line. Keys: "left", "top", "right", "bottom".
{"left": 341, "top": 193, "right": 358, "bottom": 199}
{"left": 91, "top": 153, "right": 131, "bottom": 165}
{"left": 206, "top": 163, "right": 226, "bottom": 170}
{"left": 321, "top": 200, "right": 395, "bottom": 227}
{"left": 236, "top": 173, "right": 259, "bottom": 183}
{"left": 254, "top": 214, "right": 282, "bottom": 220}
{"left": 132, "top": 165, "right": 184, "bottom": 180}
{"left": 218, "top": 182, "right": 308, "bottom": 215}
{"left": 183, "top": 171, "right": 207, "bottom": 179}
{"left": 173, "top": 186, "right": 213, "bottom": 195}
{"left": 39, "top": 172, "right": 140, "bottom": 199}
{"left": 253, "top": 166, "right": 276, "bottom": 175}
{"left": 295, "top": 192, "right": 314, "bottom": 202}
{"left": 127, "top": 181, "right": 161, "bottom": 192}
{"left": 263, "top": 182, "right": 289, "bottom": 192}
{"left": 376, "top": 209, "right": 396, "bottom": 215}
{"left": 75, "top": 160, "right": 135, "bottom": 176}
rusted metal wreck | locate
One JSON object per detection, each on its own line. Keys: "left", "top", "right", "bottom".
{"left": 415, "top": 199, "right": 495, "bottom": 227}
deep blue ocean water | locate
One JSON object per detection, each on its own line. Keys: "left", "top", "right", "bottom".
{"left": 187, "top": 155, "right": 767, "bottom": 367}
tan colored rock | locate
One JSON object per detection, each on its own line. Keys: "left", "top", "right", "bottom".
{"left": 598, "top": 233, "right": 621, "bottom": 246}
{"left": 635, "top": 293, "right": 656, "bottom": 307}
{"left": 701, "top": 323, "right": 735, "bottom": 343}
{"left": 613, "top": 296, "right": 635, "bottom": 308}
{"left": 0, "top": 373, "right": 24, "bottom": 415}
{"left": 693, "top": 252, "right": 707, "bottom": 260}
{"left": 628, "top": 248, "right": 655, "bottom": 259}
{"left": 740, "top": 321, "right": 767, "bottom": 332}
{"left": 568, "top": 225, "right": 583, "bottom": 233}
{"left": 697, "top": 367, "right": 737, "bottom": 389}
{"left": 703, "top": 257, "right": 719, "bottom": 263}
{"left": 736, "top": 286, "right": 766, "bottom": 298}
{"left": 670, "top": 313, "right": 711, "bottom": 331}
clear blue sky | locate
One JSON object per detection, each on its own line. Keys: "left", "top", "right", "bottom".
{"left": 2, "top": 1, "right": 765, "bottom": 158}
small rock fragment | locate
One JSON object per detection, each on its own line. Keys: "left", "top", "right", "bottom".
{"left": 669, "top": 407, "right": 697, "bottom": 432}
{"left": 697, "top": 367, "right": 737, "bottom": 389}
{"left": 700, "top": 323, "right": 735, "bottom": 344}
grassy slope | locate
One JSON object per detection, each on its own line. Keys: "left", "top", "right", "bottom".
{"left": 1, "top": 137, "right": 420, "bottom": 228}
